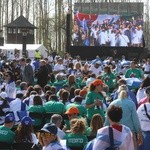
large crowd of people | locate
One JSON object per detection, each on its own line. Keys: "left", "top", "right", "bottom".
{"left": 0, "top": 51, "right": 150, "bottom": 150}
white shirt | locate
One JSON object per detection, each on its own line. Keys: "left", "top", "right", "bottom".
{"left": 93, "top": 125, "right": 134, "bottom": 150}
{"left": 143, "top": 64, "right": 150, "bottom": 72}
{"left": 9, "top": 98, "right": 27, "bottom": 122}
{"left": 109, "top": 33, "right": 116, "bottom": 46}
{"left": 53, "top": 64, "right": 65, "bottom": 72}
{"left": 48, "top": 55, "right": 54, "bottom": 63}
{"left": 137, "top": 29, "right": 143, "bottom": 43}
{"left": 132, "top": 31, "right": 139, "bottom": 44}
{"left": 137, "top": 103, "right": 150, "bottom": 131}
{"left": 136, "top": 88, "right": 147, "bottom": 103}
{"left": 57, "top": 127, "right": 66, "bottom": 139}
{"left": 23, "top": 95, "right": 35, "bottom": 106}
{"left": 118, "top": 34, "right": 129, "bottom": 46}
{"left": 97, "top": 31, "right": 107, "bottom": 45}
{"left": 5, "top": 81, "right": 16, "bottom": 99}
{"left": 86, "top": 77, "right": 95, "bottom": 87}
{"left": 31, "top": 133, "right": 39, "bottom": 145}
{"left": 89, "top": 65, "right": 102, "bottom": 77}
{"left": 42, "top": 141, "right": 66, "bottom": 150}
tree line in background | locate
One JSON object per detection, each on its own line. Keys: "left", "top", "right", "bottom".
{"left": 0, "top": 0, "right": 66, "bottom": 55}
{"left": 0, "top": 0, "right": 149, "bottom": 55}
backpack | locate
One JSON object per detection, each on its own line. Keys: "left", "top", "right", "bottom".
{"left": 105, "top": 127, "right": 119, "bottom": 150}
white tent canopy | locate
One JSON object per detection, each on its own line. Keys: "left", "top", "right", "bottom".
{"left": 0, "top": 44, "right": 48, "bottom": 59}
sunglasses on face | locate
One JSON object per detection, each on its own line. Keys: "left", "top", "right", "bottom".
{"left": 40, "top": 132, "right": 54, "bottom": 138}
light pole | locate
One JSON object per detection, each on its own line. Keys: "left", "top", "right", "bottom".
{"left": 21, "top": 28, "right": 28, "bottom": 58}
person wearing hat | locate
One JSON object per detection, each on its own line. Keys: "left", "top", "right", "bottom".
{"left": 65, "top": 96, "right": 87, "bottom": 117}
{"left": 137, "top": 86, "right": 150, "bottom": 150}
{"left": 38, "top": 123, "right": 66, "bottom": 150}
{"left": 15, "top": 116, "right": 38, "bottom": 145}
{"left": 63, "top": 107, "right": 80, "bottom": 131}
{"left": 53, "top": 57, "right": 65, "bottom": 74}
{"left": 0, "top": 113, "right": 15, "bottom": 144}
{"left": 85, "top": 79, "right": 105, "bottom": 124}
{"left": 89, "top": 61, "right": 102, "bottom": 77}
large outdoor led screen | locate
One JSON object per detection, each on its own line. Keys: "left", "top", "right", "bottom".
{"left": 72, "top": 2, "right": 144, "bottom": 47}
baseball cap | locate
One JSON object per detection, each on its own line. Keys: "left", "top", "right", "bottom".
{"left": 39, "top": 123, "right": 57, "bottom": 135}
{"left": 65, "top": 107, "right": 79, "bottom": 115}
{"left": 146, "top": 86, "right": 150, "bottom": 96}
{"left": 92, "top": 79, "right": 103, "bottom": 86}
{"left": 5, "top": 113, "right": 15, "bottom": 123}
{"left": 21, "top": 116, "right": 34, "bottom": 125}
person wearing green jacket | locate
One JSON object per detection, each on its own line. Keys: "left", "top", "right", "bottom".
{"left": 0, "top": 113, "right": 15, "bottom": 144}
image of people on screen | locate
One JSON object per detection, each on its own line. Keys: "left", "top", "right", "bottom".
{"left": 72, "top": 12, "right": 144, "bottom": 47}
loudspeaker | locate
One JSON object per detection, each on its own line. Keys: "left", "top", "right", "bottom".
{"left": 66, "top": 14, "right": 71, "bottom": 53}
{"left": 0, "top": 37, "right": 4, "bottom": 46}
